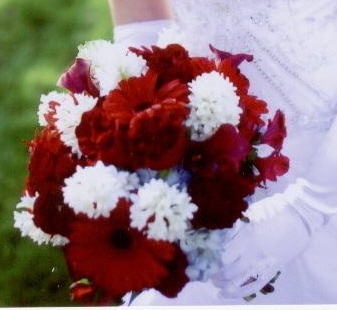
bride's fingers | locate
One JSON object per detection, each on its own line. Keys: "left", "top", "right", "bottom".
{"left": 217, "top": 269, "right": 273, "bottom": 299}
{"left": 214, "top": 256, "right": 279, "bottom": 298}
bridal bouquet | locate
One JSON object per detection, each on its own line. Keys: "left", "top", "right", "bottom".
{"left": 14, "top": 40, "right": 289, "bottom": 305}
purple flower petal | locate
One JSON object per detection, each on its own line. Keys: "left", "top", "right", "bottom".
{"left": 57, "top": 58, "right": 99, "bottom": 97}
{"left": 209, "top": 44, "right": 253, "bottom": 67}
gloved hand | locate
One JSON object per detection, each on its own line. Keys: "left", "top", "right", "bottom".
{"left": 211, "top": 115, "right": 337, "bottom": 299}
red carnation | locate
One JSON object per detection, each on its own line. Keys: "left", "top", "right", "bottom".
{"left": 77, "top": 71, "right": 190, "bottom": 170}
{"left": 130, "top": 44, "right": 194, "bottom": 85}
{"left": 65, "top": 200, "right": 188, "bottom": 304}
{"left": 26, "top": 127, "right": 80, "bottom": 195}
{"left": 218, "top": 58, "right": 251, "bottom": 97}
{"left": 26, "top": 127, "right": 80, "bottom": 236}
{"left": 190, "top": 57, "right": 217, "bottom": 77}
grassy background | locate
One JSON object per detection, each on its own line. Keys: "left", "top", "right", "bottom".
{"left": 0, "top": 0, "right": 111, "bottom": 305}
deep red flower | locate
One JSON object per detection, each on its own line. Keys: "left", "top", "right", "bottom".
{"left": 188, "top": 171, "right": 255, "bottom": 229}
{"left": 130, "top": 44, "right": 194, "bottom": 85}
{"left": 185, "top": 124, "right": 251, "bottom": 177}
{"left": 154, "top": 245, "right": 189, "bottom": 298}
{"left": 238, "top": 95, "right": 269, "bottom": 141}
{"left": 57, "top": 58, "right": 99, "bottom": 97}
{"left": 217, "top": 59, "right": 251, "bottom": 97}
{"left": 26, "top": 127, "right": 80, "bottom": 195}
{"left": 25, "top": 127, "right": 80, "bottom": 236}
{"left": 33, "top": 191, "right": 76, "bottom": 236}
{"left": 64, "top": 200, "right": 188, "bottom": 304}
{"left": 209, "top": 44, "right": 254, "bottom": 67}
{"left": 190, "top": 57, "right": 217, "bottom": 77}
{"left": 260, "top": 110, "right": 287, "bottom": 151}
{"left": 77, "top": 71, "right": 190, "bottom": 170}
{"left": 184, "top": 125, "right": 254, "bottom": 229}
{"left": 255, "top": 151, "right": 290, "bottom": 182}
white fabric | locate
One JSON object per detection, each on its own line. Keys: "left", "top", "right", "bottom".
{"left": 114, "top": 19, "right": 173, "bottom": 48}
{"left": 113, "top": 1, "right": 337, "bottom": 304}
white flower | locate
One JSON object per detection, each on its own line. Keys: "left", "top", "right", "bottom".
{"left": 54, "top": 93, "right": 97, "bottom": 155}
{"left": 38, "top": 91, "right": 69, "bottom": 126}
{"left": 63, "top": 161, "right": 138, "bottom": 218}
{"left": 186, "top": 71, "right": 242, "bottom": 141}
{"left": 180, "top": 229, "right": 225, "bottom": 281}
{"left": 157, "top": 24, "right": 188, "bottom": 48}
{"left": 38, "top": 91, "right": 97, "bottom": 156}
{"left": 14, "top": 192, "right": 69, "bottom": 246}
{"left": 130, "top": 178, "right": 198, "bottom": 242}
{"left": 77, "top": 40, "right": 147, "bottom": 96}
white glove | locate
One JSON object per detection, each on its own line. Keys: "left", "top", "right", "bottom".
{"left": 212, "top": 115, "right": 337, "bottom": 299}
{"left": 113, "top": 19, "right": 173, "bottom": 47}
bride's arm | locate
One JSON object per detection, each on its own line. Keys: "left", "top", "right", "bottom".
{"left": 108, "top": 0, "right": 173, "bottom": 25}
{"left": 108, "top": 0, "right": 173, "bottom": 46}
{"left": 212, "top": 115, "right": 337, "bottom": 298}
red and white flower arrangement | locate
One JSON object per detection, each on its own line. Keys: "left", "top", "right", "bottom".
{"left": 14, "top": 40, "right": 289, "bottom": 305}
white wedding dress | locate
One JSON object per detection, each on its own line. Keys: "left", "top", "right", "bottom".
{"left": 115, "top": 0, "right": 337, "bottom": 305}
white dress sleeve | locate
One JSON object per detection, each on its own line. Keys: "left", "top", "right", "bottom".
{"left": 113, "top": 19, "right": 173, "bottom": 47}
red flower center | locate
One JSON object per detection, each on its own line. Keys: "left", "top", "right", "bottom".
{"left": 110, "top": 228, "right": 133, "bottom": 250}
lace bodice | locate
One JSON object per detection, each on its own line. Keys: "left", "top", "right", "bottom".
{"left": 165, "top": 0, "right": 337, "bottom": 196}
{"left": 168, "top": 0, "right": 337, "bottom": 129}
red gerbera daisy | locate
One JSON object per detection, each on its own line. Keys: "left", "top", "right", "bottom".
{"left": 64, "top": 199, "right": 188, "bottom": 304}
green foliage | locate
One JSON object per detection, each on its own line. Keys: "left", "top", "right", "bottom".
{"left": 0, "top": 0, "right": 111, "bottom": 305}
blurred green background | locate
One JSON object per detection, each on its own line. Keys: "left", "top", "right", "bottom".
{"left": 0, "top": 0, "right": 112, "bottom": 305}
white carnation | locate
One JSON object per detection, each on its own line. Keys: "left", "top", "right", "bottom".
{"left": 54, "top": 93, "right": 97, "bottom": 156}
{"left": 130, "top": 179, "right": 198, "bottom": 242}
{"left": 38, "top": 91, "right": 97, "bottom": 156}
{"left": 78, "top": 40, "right": 147, "bottom": 96}
{"left": 38, "top": 91, "right": 69, "bottom": 126}
{"left": 180, "top": 229, "right": 225, "bottom": 281}
{"left": 14, "top": 192, "right": 69, "bottom": 246}
{"left": 186, "top": 71, "right": 242, "bottom": 141}
{"left": 157, "top": 24, "right": 188, "bottom": 48}
{"left": 63, "top": 161, "right": 138, "bottom": 218}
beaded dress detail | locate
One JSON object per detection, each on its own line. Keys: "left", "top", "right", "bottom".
{"left": 165, "top": 0, "right": 337, "bottom": 196}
